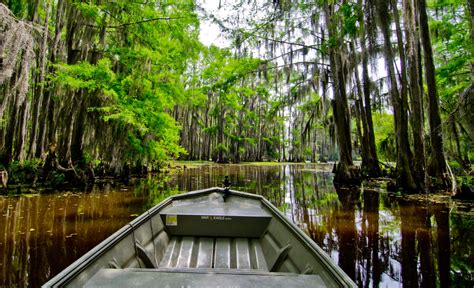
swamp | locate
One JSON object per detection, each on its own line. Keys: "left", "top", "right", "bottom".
{"left": 1, "top": 163, "right": 473, "bottom": 287}
{"left": 0, "top": 0, "right": 473, "bottom": 287}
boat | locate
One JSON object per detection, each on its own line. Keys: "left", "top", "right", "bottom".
{"left": 43, "top": 187, "right": 356, "bottom": 287}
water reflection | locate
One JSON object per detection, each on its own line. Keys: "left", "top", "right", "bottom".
{"left": 0, "top": 163, "right": 473, "bottom": 287}
{"left": 334, "top": 186, "right": 360, "bottom": 281}
{"left": 398, "top": 201, "right": 454, "bottom": 288}
{"left": 362, "top": 189, "right": 382, "bottom": 287}
{"left": 435, "top": 205, "right": 450, "bottom": 288}
{"left": 0, "top": 186, "right": 147, "bottom": 287}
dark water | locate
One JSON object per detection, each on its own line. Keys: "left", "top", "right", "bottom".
{"left": 0, "top": 163, "right": 473, "bottom": 287}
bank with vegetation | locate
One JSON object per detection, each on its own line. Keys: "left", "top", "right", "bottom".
{"left": 0, "top": 0, "right": 472, "bottom": 194}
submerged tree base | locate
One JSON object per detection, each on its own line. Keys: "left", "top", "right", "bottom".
{"left": 333, "top": 162, "right": 362, "bottom": 186}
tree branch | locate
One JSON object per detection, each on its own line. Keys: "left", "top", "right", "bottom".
{"left": 108, "top": 16, "right": 190, "bottom": 28}
{"left": 81, "top": 16, "right": 190, "bottom": 29}
{"left": 250, "top": 35, "right": 323, "bottom": 52}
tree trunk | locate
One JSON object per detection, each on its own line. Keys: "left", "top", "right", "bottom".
{"left": 403, "top": 0, "right": 426, "bottom": 187}
{"left": 70, "top": 93, "right": 87, "bottom": 163}
{"left": 217, "top": 96, "right": 225, "bottom": 163}
{"left": 354, "top": 14, "right": 381, "bottom": 177}
{"left": 1, "top": 77, "right": 19, "bottom": 167}
{"left": 324, "top": 3, "right": 359, "bottom": 185}
{"left": 376, "top": 0, "right": 417, "bottom": 191}
{"left": 418, "top": 0, "right": 450, "bottom": 189}
{"left": 393, "top": 0, "right": 423, "bottom": 190}
{"left": 469, "top": 0, "right": 474, "bottom": 77}
{"left": 13, "top": 100, "right": 29, "bottom": 161}
{"left": 29, "top": 0, "right": 50, "bottom": 159}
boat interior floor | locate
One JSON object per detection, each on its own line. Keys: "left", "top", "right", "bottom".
{"left": 159, "top": 236, "right": 268, "bottom": 271}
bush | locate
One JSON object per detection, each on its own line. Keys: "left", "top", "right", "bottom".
{"left": 49, "top": 171, "right": 66, "bottom": 187}
{"left": 448, "top": 160, "right": 462, "bottom": 174}
{"left": 7, "top": 159, "right": 43, "bottom": 184}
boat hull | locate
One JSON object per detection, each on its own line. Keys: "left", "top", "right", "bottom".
{"left": 43, "top": 188, "right": 355, "bottom": 287}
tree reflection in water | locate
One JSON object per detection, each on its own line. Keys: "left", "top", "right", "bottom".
{"left": 435, "top": 205, "right": 450, "bottom": 288}
{"left": 0, "top": 164, "right": 472, "bottom": 287}
{"left": 362, "top": 188, "right": 382, "bottom": 287}
{"left": 334, "top": 186, "right": 360, "bottom": 281}
{"left": 399, "top": 200, "right": 452, "bottom": 288}
{"left": 0, "top": 186, "right": 148, "bottom": 287}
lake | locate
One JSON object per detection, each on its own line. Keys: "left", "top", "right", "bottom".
{"left": 0, "top": 163, "right": 472, "bottom": 287}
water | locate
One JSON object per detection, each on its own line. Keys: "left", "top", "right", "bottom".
{"left": 0, "top": 163, "right": 472, "bottom": 287}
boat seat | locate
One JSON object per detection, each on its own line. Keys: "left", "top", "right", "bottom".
{"left": 159, "top": 193, "right": 272, "bottom": 238}
{"left": 84, "top": 268, "right": 328, "bottom": 288}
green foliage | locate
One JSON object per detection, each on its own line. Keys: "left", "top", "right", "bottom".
{"left": 456, "top": 175, "right": 473, "bottom": 187}
{"left": 52, "top": 59, "right": 116, "bottom": 92}
{"left": 191, "top": 45, "right": 274, "bottom": 161}
{"left": 47, "top": 0, "right": 202, "bottom": 170}
{"left": 298, "top": 93, "right": 321, "bottom": 113}
{"left": 6, "top": 0, "right": 28, "bottom": 18}
{"left": 303, "top": 147, "right": 313, "bottom": 158}
{"left": 7, "top": 159, "right": 43, "bottom": 184}
{"left": 448, "top": 160, "right": 462, "bottom": 172}
{"left": 48, "top": 171, "right": 66, "bottom": 187}
{"left": 201, "top": 47, "right": 264, "bottom": 95}
{"left": 340, "top": 2, "right": 360, "bottom": 37}
{"left": 203, "top": 126, "right": 219, "bottom": 136}
{"left": 5, "top": 0, "right": 468, "bottom": 183}
{"left": 469, "top": 151, "right": 474, "bottom": 162}
{"left": 83, "top": 152, "right": 101, "bottom": 168}
{"left": 214, "top": 143, "right": 229, "bottom": 154}
{"left": 73, "top": 2, "right": 101, "bottom": 20}
{"left": 421, "top": 0, "right": 474, "bottom": 174}
{"left": 431, "top": 5, "right": 471, "bottom": 108}
{"left": 372, "top": 113, "right": 396, "bottom": 161}
{"left": 450, "top": 213, "right": 474, "bottom": 286}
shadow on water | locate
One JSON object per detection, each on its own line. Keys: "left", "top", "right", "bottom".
{"left": 0, "top": 163, "right": 473, "bottom": 287}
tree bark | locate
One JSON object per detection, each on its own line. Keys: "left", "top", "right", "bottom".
{"left": 469, "top": 0, "right": 474, "bottom": 77}
{"left": 29, "top": 0, "right": 50, "bottom": 159}
{"left": 70, "top": 93, "right": 87, "bottom": 163}
{"left": 216, "top": 94, "right": 226, "bottom": 163}
{"left": 355, "top": 4, "right": 382, "bottom": 177}
{"left": 418, "top": 0, "right": 449, "bottom": 189}
{"left": 376, "top": 0, "right": 417, "bottom": 191}
{"left": 403, "top": 0, "right": 426, "bottom": 187}
{"left": 324, "top": 3, "right": 359, "bottom": 185}
{"left": 1, "top": 77, "right": 19, "bottom": 167}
